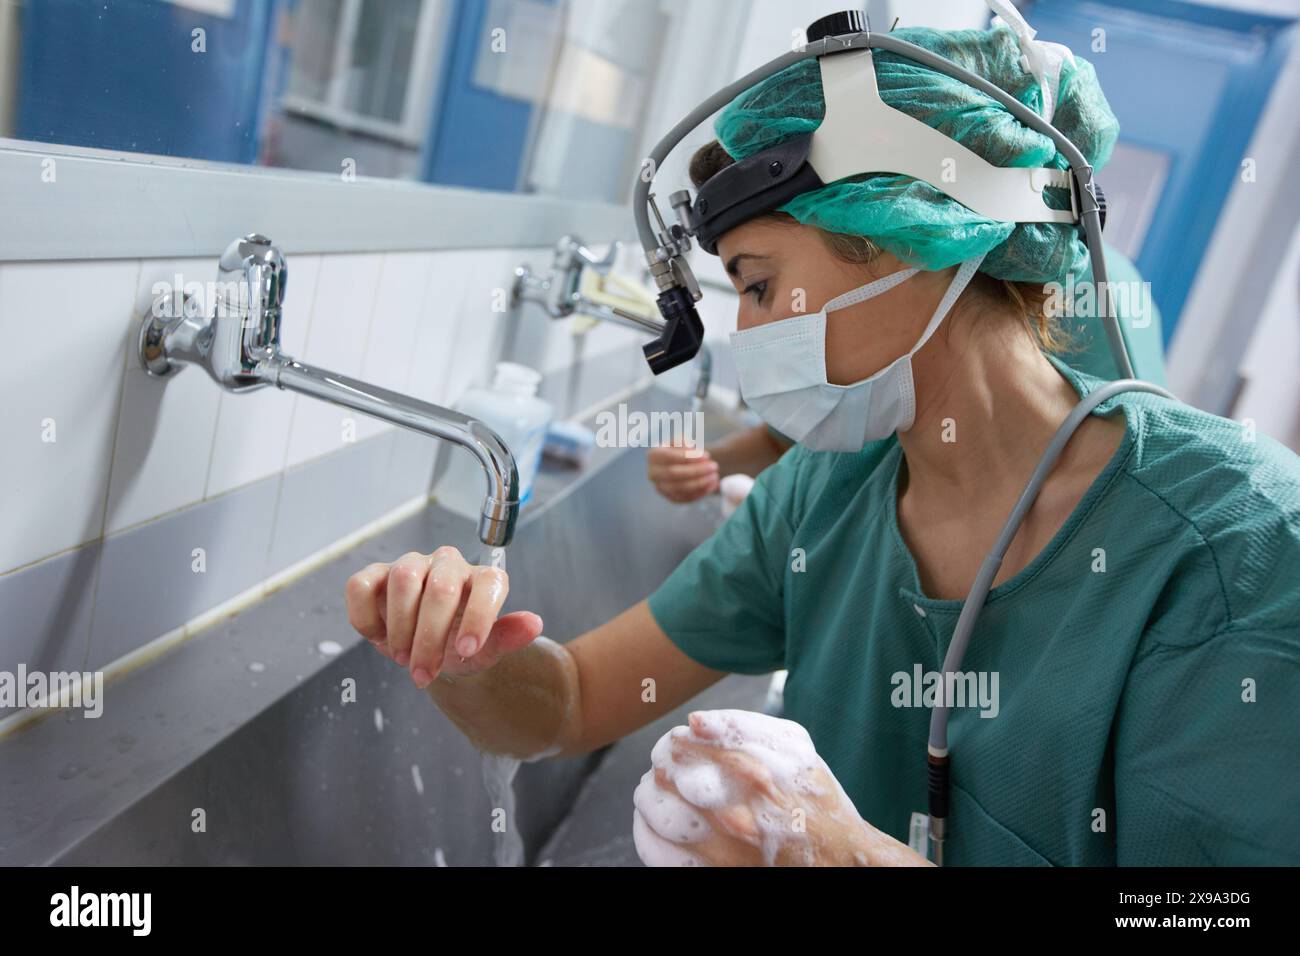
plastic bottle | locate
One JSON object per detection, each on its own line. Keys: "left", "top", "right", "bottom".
{"left": 435, "top": 362, "right": 552, "bottom": 519}
{"left": 719, "top": 473, "right": 756, "bottom": 520}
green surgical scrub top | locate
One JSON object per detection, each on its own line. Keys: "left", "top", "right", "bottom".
{"left": 647, "top": 356, "right": 1300, "bottom": 866}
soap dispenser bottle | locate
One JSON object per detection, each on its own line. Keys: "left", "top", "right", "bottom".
{"left": 436, "top": 362, "right": 552, "bottom": 518}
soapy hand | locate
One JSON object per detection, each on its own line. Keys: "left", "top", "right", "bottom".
{"left": 647, "top": 440, "right": 719, "bottom": 503}
{"left": 633, "top": 710, "right": 929, "bottom": 867}
{"left": 344, "top": 547, "right": 543, "bottom": 689}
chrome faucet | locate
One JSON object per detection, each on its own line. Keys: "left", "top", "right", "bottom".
{"left": 512, "top": 235, "right": 669, "bottom": 337}
{"left": 513, "top": 235, "right": 715, "bottom": 403}
{"left": 137, "top": 234, "right": 519, "bottom": 547}
{"left": 512, "top": 235, "right": 614, "bottom": 318}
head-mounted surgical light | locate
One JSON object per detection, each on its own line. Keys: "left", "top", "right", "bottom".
{"left": 632, "top": 9, "right": 1124, "bottom": 378}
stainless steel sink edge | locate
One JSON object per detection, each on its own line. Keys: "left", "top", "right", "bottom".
{"left": 0, "top": 384, "right": 744, "bottom": 866}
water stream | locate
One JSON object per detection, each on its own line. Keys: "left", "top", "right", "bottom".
{"left": 477, "top": 544, "right": 526, "bottom": 867}
{"left": 481, "top": 753, "right": 525, "bottom": 867}
{"left": 686, "top": 395, "right": 723, "bottom": 524}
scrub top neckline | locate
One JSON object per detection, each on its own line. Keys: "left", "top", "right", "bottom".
{"left": 885, "top": 354, "right": 1138, "bottom": 611}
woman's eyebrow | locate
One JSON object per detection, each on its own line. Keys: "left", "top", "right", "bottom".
{"left": 724, "top": 253, "right": 770, "bottom": 277}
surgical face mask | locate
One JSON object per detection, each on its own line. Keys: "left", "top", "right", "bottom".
{"left": 728, "top": 255, "right": 985, "bottom": 451}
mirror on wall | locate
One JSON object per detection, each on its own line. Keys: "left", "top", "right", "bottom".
{"left": 0, "top": 0, "right": 694, "bottom": 204}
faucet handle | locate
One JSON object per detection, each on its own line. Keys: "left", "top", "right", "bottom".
{"left": 580, "top": 240, "right": 621, "bottom": 276}
{"left": 557, "top": 235, "right": 621, "bottom": 277}
{"left": 210, "top": 234, "right": 288, "bottom": 386}
{"left": 218, "top": 234, "right": 288, "bottom": 316}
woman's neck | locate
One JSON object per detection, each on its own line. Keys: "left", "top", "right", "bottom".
{"left": 895, "top": 311, "right": 1087, "bottom": 509}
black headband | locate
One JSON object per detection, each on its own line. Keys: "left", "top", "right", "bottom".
{"left": 690, "top": 132, "right": 826, "bottom": 255}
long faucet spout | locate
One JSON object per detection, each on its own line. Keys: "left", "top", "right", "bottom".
{"left": 138, "top": 234, "right": 519, "bottom": 546}
{"left": 267, "top": 359, "right": 519, "bottom": 547}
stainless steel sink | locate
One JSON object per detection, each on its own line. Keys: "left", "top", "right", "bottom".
{"left": 0, "top": 387, "right": 769, "bottom": 866}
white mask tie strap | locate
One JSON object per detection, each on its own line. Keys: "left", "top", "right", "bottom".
{"left": 824, "top": 266, "right": 920, "bottom": 313}
{"left": 905, "top": 254, "right": 987, "bottom": 360}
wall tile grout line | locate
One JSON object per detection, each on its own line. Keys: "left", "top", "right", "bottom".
{"left": 79, "top": 258, "right": 146, "bottom": 670}
{"left": 96, "top": 258, "right": 145, "bottom": 543}
{"left": 354, "top": 252, "right": 393, "bottom": 385}
{"left": 200, "top": 392, "right": 227, "bottom": 502}
{"left": 401, "top": 251, "right": 442, "bottom": 396}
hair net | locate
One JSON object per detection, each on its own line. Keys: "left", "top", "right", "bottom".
{"left": 712, "top": 25, "right": 1120, "bottom": 284}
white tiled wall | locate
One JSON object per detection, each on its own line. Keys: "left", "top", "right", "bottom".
{"left": 405, "top": 248, "right": 476, "bottom": 405}
{"left": 105, "top": 258, "right": 223, "bottom": 533}
{"left": 285, "top": 252, "right": 385, "bottom": 465}
{"left": 0, "top": 242, "right": 646, "bottom": 581}
{"left": 0, "top": 260, "right": 139, "bottom": 571}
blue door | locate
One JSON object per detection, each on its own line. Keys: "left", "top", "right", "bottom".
{"left": 1025, "top": 0, "right": 1295, "bottom": 347}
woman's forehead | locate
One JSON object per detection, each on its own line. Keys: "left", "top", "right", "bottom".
{"left": 717, "top": 219, "right": 803, "bottom": 270}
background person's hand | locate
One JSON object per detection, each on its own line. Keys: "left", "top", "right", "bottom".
{"left": 647, "top": 441, "right": 720, "bottom": 503}
{"left": 344, "top": 547, "right": 543, "bottom": 690}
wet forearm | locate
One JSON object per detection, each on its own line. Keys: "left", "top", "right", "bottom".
{"left": 425, "top": 637, "right": 580, "bottom": 760}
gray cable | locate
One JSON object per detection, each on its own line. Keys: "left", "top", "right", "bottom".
{"left": 925, "top": 379, "right": 1174, "bottom": 866}
{"left": 633, "top": 47, "right": 811, "bottom": 250}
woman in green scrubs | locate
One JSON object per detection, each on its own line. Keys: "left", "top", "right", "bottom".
{"left": 342, "top": 25, "right": 1300, "bottom": 865}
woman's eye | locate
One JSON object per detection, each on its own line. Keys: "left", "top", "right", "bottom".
{"left": 742, "top": 280, "right": 768, "bottom": 304}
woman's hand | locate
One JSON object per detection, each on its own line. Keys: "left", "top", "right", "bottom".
{"left": 344, "top": 546, "right": 543, "bottom": 690}
{"left": 633, "top": 710, "right": 931, "bottom": 867}
{"left": 647, "top": 442, "right": 720, "bottom": 503}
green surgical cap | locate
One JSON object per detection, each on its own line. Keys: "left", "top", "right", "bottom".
{"left": 713, "top": 25, "right": 1120, "bottom": 284}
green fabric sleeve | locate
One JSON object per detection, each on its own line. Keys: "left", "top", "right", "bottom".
{"left": 645, "top": 449, "right": 803, "bottom": 675}
{"left": 1113, "top": 626, "right": 1300, "bottom": 865}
